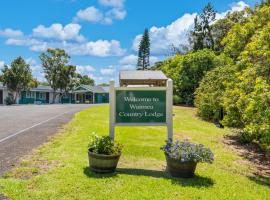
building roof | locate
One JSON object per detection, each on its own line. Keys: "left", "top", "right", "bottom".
{"left": 0, "top": 82, "right": 108, "bottom": 93}
{"left": 74, "top": 85, "right": 109, "bottom": 93}
{"left": 119, "top": 70, "right": 168, "bottom": 87}
{"left": 31, "top": 85, "right": 55, "bottom": 92}
{"left": 119, "top": 70, "right": 167, "bottom": 80}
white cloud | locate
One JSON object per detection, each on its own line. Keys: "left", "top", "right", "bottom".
{"left": 6, "top": 37, "right": 125, "bottom": 57}
{"left": 119, "top": 54, "right": 137, "bottom": 65}
{"left": 6, "top": 38, "right": 42, "bottom": 46}
{"left": 75, "top": 6, "right": 104, "bottom": 23}
{"left": 25, "top": 57, "right": 37, "bottom": 66}
{"left": 119, "top": 54, "right": 160, "bottom": 70}
{"left": 0, "top": 60, "right": 5, "bottom": 70}
{"left": 76, "top": 65, "right": 96, "bottom": 75}
{"left": 103, "top": 8, "right": 126, "bottom": 24}
{"left": 0, "top": 28, "right": 23, "bottom": 38}
{"left": 231, "top": 1, "right": 249, "bottom": 12}
{"left": 25, "top": 58, "right": 45, "bottom": 81}
{"left": 33, "top": 23, "right": 85, "bottom": 42}
{"left": 132, "top": 1, "right": 249, "bottom": 56}
{"left": 133, "top": 13, "right": 196, "bottom": 55}
{"left": 98, "top": 0, "right": 125, "bottom": 8}
{"left": 67, "top": 39, "right": 125, "bottom": 57}
{"left": 74, "top": 0, "right": 126, "bottom": 24}
{"left": 216, "top": 1, "right": 249, "bottom": 20}
{"left": 89, "top": 73, "right": 103, "bottom": 81}
{"left": 100, "top": 65, "right": 115, "bottom": 75}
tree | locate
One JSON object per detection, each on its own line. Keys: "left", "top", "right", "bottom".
{"left": 38, "top": 81, "right": 50, "bottom": 86}
{"left": 1, "top": 57, "right": 37, "bottom": 104}
{"left": 195, "top": 57, "right": 234, "bottom": 122}
{"left": 77, "top": 74, "right": 95, "bottom": 86}
{"left": 98, "top": 83, "right": 109, "bottom": 87}
{"left": 189, "top": 3, "right": 216, "bottom": 51}
{"left": 137, "top": 28, "right": 150, "bottom": 70}
{"left": 40, "top": 48, "right": 75, "bottom": 103}
{"left": 211, "top": 9, "right": 249, "bottom": 52}
{"left": 194, "top": 2, "right": 270, "bottom": 151}
{"left": 58, "top": 65, "right": 77, "bottom": 94}
{"left": 158, "top": 49, "right": 221, "bottom": 105}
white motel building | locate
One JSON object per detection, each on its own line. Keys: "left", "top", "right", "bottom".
{"left": 0, "top": 82, "right": 109, "bottom": 105}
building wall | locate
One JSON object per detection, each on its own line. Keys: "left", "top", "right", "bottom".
{"left": 19, "top": 91, "right": 62, "bottom": 104}
{"left": 3, "top": 89, "right": 9, "bottom": 104}
{"left": 48, "top": 92, "right": 62, "bottom": 104}
{"left": 0, "top": 87, "right": 109, "bottom": 105}
{"left": 95, "top": 93, "right": 109, "bottom": 103}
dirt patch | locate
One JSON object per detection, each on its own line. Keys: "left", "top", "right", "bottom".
{"left": 0, "top": 194, "right": 9, "bottom": 200}
{"left": 3, "top": 158, "right": 60, "bottom": 180}
{"left": 223, "top": 134, "right": 270, "bottom": 180}
{"left": 174, "top": 132, "right": 192, "bottom": 141}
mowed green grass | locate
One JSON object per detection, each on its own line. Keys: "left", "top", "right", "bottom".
{"left": 0, "top": 105, "right": 269, "bottom": 200}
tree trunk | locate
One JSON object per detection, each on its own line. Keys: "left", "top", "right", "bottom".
{"left": 13, "top": 91, "right": 18, "bottom": 104}
{"left": 52, "top": 91, "right": 56, "bottom": 104}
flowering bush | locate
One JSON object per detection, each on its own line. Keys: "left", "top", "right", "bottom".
{"left": 88, "top": 134, "right": 123, "bottom": 155}
{"left": 161, "top": 140, "right": 214, "bottom": 163}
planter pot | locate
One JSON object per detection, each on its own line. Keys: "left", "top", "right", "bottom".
{"left": 165, "top": 154, "right": 197, "bottom": 178}
{"left": 88, "top": 150, "right": 121, "bottom": 173}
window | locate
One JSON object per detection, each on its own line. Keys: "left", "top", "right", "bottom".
{"left": 39, "top": 92, "right": 45, "bottom": 99}
{"left": 26, "top": 91, "right": 30, "bottom": 98}
{"left": 26, "top": 91, "right": 35, "bottom": 98}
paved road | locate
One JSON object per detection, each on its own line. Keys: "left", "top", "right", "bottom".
{"left": 0, "top": 104, "right": 92, "bottom": 176}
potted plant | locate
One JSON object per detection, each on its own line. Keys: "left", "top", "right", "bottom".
{"left": 88, "top": 134, "right": 123, "bottom": 173}
{"left": 161, "top": 140, "right": 214, "bottom": 178}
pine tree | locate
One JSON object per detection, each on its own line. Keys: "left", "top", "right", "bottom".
{"left": 137, "top": 29, "right": 150, "bottom": 70}
{"left": 189, "top": 3, "right": 216, "bottom": 51}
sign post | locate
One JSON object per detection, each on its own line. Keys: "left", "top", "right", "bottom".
{"left": 109, "top": 79, "right": 173, "bottom": 141}
{"left": 109, "top": 81, "right": 116, "bottom": 140}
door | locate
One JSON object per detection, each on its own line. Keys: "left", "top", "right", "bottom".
{"left": 46, "top": 92, "right": 50, "bottom": 104}
{"left": 0, "top": 90, "right": 3, "bottom": 104}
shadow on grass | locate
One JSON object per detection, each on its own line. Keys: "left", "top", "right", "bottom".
{"left": 83, "top": 167, "right": 118, "bottom": 178}
{"left": 248, "top": 175, "right": 270, "bottom": 188}
{"left": 223, "top": 134, "right": 270, "bottom": 186}
{"left": 83, "top": 167, "right": 214, "bottom": 188}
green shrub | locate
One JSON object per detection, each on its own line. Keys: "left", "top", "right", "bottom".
{"left": 159, "top": 49, "right": 221, "bottom": 105}
{"left": 88, "top": 134, "right": 123, "bottom": 155}
{"left": 195, "top": 61, "right": 234, "bottom": 122}
{"left": 173, "top": 95, "right": 181, "bottom": 105}
{"left": 5, "top": 95, "right": 13, "bottom": 105}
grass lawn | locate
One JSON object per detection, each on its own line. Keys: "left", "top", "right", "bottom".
{"left": 0, "top": 105, "right": 269, "bottom": 200}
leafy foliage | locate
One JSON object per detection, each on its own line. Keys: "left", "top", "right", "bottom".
{"left": 161, "top": 140, "right": 214, "bottom": 163}
{"left": 195, "top": 56, "right": 234, "bottom": 122}
{"left": 158, "top": 49, "right": 222, "bottom": 105}
{"left": 189, "top": 3, "right": 216, "bottom": 51}
{"left": 195, "top": 2, "right": 270, "bottom": 151}
{"left": 77, "top": 74, "right": 95, "bottom": 86}
{"left": 88, "top": 134, "right": 123, "bottom": 155}
{"left": 212, "top": 9, "right": 250, "bottom": 52}
{"left": 5, "top": 95, "right": 14, "bottom": 105}
{"left": 1, "top": 57, "right": 37, "bottom": 104}
{"left": 40, "top": 48, "right": 76, "bottom": 102}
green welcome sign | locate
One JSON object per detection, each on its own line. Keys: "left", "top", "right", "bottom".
{"left": 115, "top": 90, "right": 166, "bottom": 123}
{"left": 109, "top": 78, "right": 173, "bottom": 141}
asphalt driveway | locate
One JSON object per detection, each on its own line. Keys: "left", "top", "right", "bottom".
{"left": 0, "top": 104, "right": 92, "bottom": 175}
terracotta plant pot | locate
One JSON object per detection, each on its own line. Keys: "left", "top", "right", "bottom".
{"left": 88, "top": 150, "right": 121, "bottom": 173}
{"left": 165, "top": 154, "right": 197, "bottom": 178}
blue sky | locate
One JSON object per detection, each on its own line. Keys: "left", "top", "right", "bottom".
{"left": 0, "top": 0, "right": 259, "bottom": 84}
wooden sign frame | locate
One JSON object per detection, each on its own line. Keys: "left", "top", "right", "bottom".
{"left": 109, "top": 79, "right": 173, "bottom": 141}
